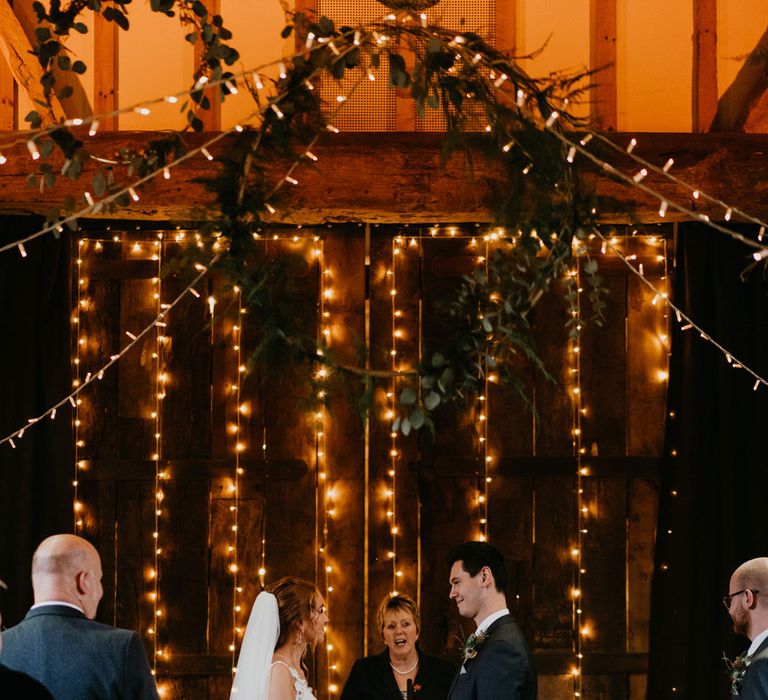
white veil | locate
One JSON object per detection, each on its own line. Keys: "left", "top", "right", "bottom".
{"left": 230, "top": 591, "right": 280, "bottom": 700}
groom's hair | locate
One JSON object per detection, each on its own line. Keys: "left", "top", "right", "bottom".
{"left": 446, "top": 542, "right": 508, "bottom": 593}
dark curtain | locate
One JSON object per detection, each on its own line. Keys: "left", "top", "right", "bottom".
{"left": 647, "top": 223, "right": 768, "bottom": 698}
{"left": 0, "top": 217, "right": 72, "bottom": 626}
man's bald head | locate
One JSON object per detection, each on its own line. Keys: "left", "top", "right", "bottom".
{"left": 733, "top": 558, "right": 768, "bottom": 608}
{"left": 31, "top": 535, "right": 103, "bottom": 619}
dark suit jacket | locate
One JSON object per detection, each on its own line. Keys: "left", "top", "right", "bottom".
{"left": 341, "top": 648, "right": 455, "bottom": 700}
{"left": 0, "top": 662, "right": 54, "bottom": 699}
{"left": 734, "top": 636, "right": 768, "bottom": 699}
{"left": 447, "top": 614, "right": 536, "bottom": 700}
{"left": 0, "top": 604, "right": 159, "bottom": 700}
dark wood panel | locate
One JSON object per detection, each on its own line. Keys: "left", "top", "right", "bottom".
{"left": 532, "top": 476, "right": 576, "bottom": 649}
{"left": 581, "top": 269, "right": 627, "bottom": 456}
{"left": 582, "top": 476, "right": 627, "bottom": 652}
{"left": 627, "top": 476, "right": 658, "bottom": 653}
{"left": 78, "top": 455, "right": 660, "bottom": 480}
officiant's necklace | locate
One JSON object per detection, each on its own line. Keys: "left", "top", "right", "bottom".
{"left": 390, "top": 658, "right": 419, "bottom": 675}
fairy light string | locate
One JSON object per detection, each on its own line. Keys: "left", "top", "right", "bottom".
{"left": 585, "top": 129, "right": 768, "bottom": 236}
{"left": 229, "top": 286, "right": 244, "bottom": 665}
{"left": 568, "top": 262, "right": 585, "bottom": 698}
{"left": 1, "top": 254, "right": 219, "bottom": 449}
{"left": 477, "top": 236, "right": 490, "bottom": 543}
{"left": 593, "top": 227, "right": 768, "bottom": 389}
{"left": 72, "top": 237, "right": 85, "bottom": 531}
{"left": 544, "top": 126, "right": 768, "bottom": 256}
{"left": 389, "top": 235, "right": 401, "bottom": 593}
{"left": 149, "top": 236, "right": 168, "bottom": 677}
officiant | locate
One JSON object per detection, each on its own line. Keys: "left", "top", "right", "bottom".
{"left": 341, "top": 593, "right": 454, "bottom": 700}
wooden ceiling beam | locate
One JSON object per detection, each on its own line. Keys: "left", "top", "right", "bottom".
{"left": 0, "top": 131, "right": 767, "bottom": 223}
{"left": 0, "top": 0, "right": 64, "bottom": 125}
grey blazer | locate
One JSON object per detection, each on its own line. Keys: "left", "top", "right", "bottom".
{"left": 734, "top": 637, "right": 768, "bottom": 699}
{"left": 447, "top": 614, "right": 536, "bottom": 700}
{"left": 0, "top": 604, "right": 158, "bottom": 700}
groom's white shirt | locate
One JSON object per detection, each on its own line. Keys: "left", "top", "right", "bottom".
{"left": 30, "top": 601, "right": 85, "bottom": 614}
{"left": 748, "top": 627, "right": 768, "bottom": 656}
{"left": 476, "top": 607, "right": 510, "bottom": 634}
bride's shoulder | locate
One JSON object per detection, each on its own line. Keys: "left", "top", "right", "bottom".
{"left": 269, "top": 661, "right": 297, "bottom": 699}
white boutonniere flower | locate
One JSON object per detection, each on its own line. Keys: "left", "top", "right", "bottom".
{"left": 724, "top": 651, "right": 753, "bottom": 695}
{"left": 462, "top": 630, "right": 488, "bottom": 664}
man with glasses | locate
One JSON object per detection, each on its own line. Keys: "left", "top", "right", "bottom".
{"left": 725, "top": 558, "right": 768, "bottom": 698}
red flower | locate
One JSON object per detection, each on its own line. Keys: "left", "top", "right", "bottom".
{"left": 413, "top": 684, "right": 422, "bottom": 693}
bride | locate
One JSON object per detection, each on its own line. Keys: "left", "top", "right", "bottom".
{"left": 230, "top": 577, "right": 329, "bottom": 700}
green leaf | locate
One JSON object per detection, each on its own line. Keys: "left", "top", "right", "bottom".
{"left": 93, "top": 171, "right": 106, "bottom": 197}
{"left": 399, "top": 386, "right": 417, "bottom": 405}
{"left": 57, "top": 85, "right": 73, "bottom": 100}
{"left": 425, "top": 391, "right": 440, "bottom": 411}
{"left": 431, "top": 352, "right": 446, "bottom": 368}
{"left": 410, "top": 408, "right": 425, "bottom": 430}
{"left": 35, "top": 27, "right": 51, "bottom": 43}
{"left": 583, "top": 258, "right": 598, "bottom": 274}
{"left": 401, "top": 417, "right": 412, "bottom": 436}
{"left": 391, "top": 415, "right": 401, "bottom": 433}
{"left": 72, "top": 60, "right": 87, "bottom": 74}
{"left": 280, "top": 25, "right": 293, "bottom": 39}
{"left": 318, "top": 16, "right": 334, "bottom": 35}
{"left": 72, "top": 22, "right": 88, "bottom": 34}
{"left": 57, "top": 55, "right": 71, "bottom": 71}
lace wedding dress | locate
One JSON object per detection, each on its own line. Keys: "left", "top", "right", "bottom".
{"left": 270, "top": 661, "right": 318, "bottom": 700}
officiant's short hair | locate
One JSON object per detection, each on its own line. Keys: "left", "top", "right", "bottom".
{"left": 446, "top": 541, "right": 508, "bottom": 593}
{"left": 377, "top": 593, "right": 421, "bottom": 637}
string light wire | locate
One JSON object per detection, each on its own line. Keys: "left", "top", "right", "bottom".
{"left": 0, "top": 254, "right": 219, "bottom": 449}
{"left": 593, "top": 228, "right": 768, "bottom": 389}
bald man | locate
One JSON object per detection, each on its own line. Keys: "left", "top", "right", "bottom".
{"left": 725, "top": 557, "right": 768, "bottom": 699}
{"left": 0, "top": 534, "right": 158, "bottom": 700}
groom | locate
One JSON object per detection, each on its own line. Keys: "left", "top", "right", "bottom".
{"left": 446, "top": 541, "right": 536, "bottom": 700}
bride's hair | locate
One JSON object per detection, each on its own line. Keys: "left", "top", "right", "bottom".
{"left": 266, "top": 576, "right": 321, "bottom": 651}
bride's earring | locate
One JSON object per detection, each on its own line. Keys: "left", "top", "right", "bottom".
{"left": 297, "top": 630, "right": 304, "bottom": 645}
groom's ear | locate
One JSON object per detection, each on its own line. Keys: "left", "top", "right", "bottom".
{"left": 479, "top": 566, "right": 493, "bottom": 588}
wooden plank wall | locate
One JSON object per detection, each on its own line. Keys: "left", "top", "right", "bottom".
{"left": 74, "top": 227, "right": 666, "bottom": 700}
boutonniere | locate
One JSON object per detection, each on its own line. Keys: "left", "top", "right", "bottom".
{"left": 723, "top": 651, "right": 752, "bottom": 695}
{"left": 462, "top": 630, "right": 488, "bottom": 663}
{"left": 412, "top": 683, "right": 422, "bottom": 693}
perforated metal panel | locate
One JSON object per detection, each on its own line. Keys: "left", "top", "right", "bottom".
{"left": 317, "top": 0, "right": 496, "bottom": 131}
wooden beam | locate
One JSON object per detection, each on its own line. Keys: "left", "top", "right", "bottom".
{"left": 93, "top": 10, "right": 118, "bottom": 129}
{"left": 11, "top": 0, "right": 92, "bottom": 120}
{"left": 711, "top": 26, "right": 768, "bottom": 132}
{"left": 1, "top": 131, "right": 768, "bottom": 223}
{"left": 0, "top": 0, "right": 63, "bottom": 124}
{"left": 496, "top": 0, "right": 516, "bottom": 54}
{"left": 692, "top": 0, "right": 717, "bottom": 132}
{"left": 590, "top": 0, "right": 617, "bottom": 130}
{"left": 0, "top": 39, "right": 14, "bottom": 130}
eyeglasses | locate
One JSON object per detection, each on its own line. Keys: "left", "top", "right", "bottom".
{"left": 722, "top": 589, "right": 759, "bottom": 610}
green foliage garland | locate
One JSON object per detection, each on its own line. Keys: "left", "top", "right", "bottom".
{"left": 24, "top": 1, "right": 609, "bottom": 435}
